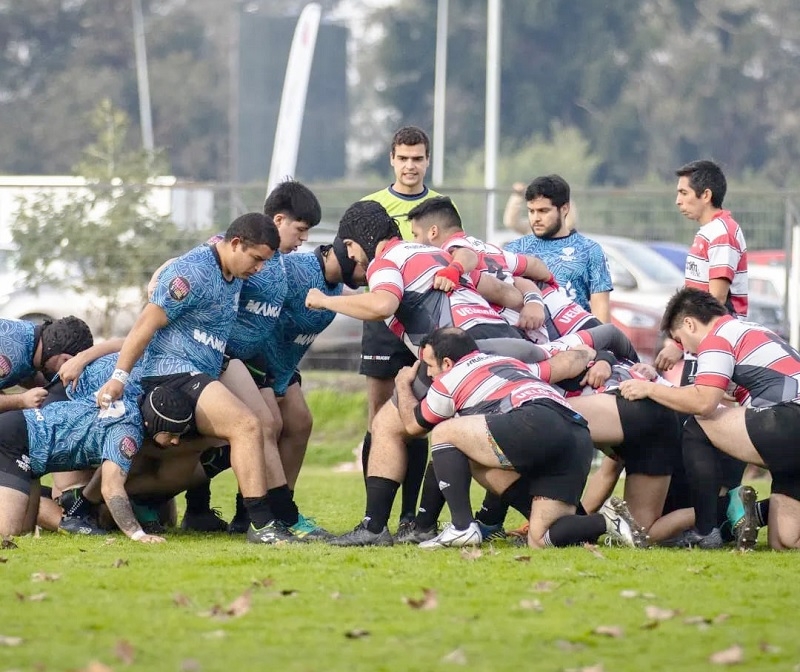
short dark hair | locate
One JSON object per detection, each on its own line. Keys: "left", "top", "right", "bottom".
{"left": 407, "top": 196, "right": 462, "bottom": 232}
{"left": 525, "top": 175, "right": 570, "bottom": 208}
{"left": 391, "top": 126, "right": 430, "bottom": 157}
{"left": 264, "top": 179, "right": 321, "bottom": 227}
{"left": 675, "top": 160, "right": 727, "bottom": 208}
{"left": 660, "top": 287, "right": 728, "bottom": 334}
{"left": 420, "top": 327, "right": 478, "bottom": 367}
{"left": 224, "top": 212, "right": 280, "bottom": 250}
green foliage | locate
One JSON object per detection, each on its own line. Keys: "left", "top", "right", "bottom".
{"left": 10, "top": 99, "right": 191, "bottom": 337}
{"left": 453, "top": 124, "right": 602, "bottom": 189}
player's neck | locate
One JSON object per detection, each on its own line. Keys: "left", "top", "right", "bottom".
{"left": 698, "top": 208, "right": 723, "bottom": 226}
{"left": 390, "top": 182, "right": 425, "bottom": 197}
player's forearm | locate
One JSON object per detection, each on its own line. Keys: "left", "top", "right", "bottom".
{"left": 396, "top": 385, "right": 426, "bottom": 437}
{"left": 319, "top": 292, "right": 397, "bottom": 321}
{"left": 547, "top": 350, "right": 592, "bottom": 383}
{"left": 521, "top": 256, "right": 552, "bottom": 282}
{"left": 477, "top": 274, "right": 522, "bottom": 308}
{"left": 644, "top": 382, "right": 720, "bottom": 416}
{"left": 589, "top": 292, "right": 610, "bottom": 323}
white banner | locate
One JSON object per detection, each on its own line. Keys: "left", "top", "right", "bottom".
{"left": 267, "top": 3, "right": 322, "bottom": 196}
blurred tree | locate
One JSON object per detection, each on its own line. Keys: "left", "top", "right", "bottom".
{"left": 10, "top": 100, "right": 189, "bottom": 337}
{"left": 0, "top": 0, "right": 227, "bottom": 179}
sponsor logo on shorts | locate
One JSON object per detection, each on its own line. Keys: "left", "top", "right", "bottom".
{"left": 16, "top": 454, "right": 31, "bottom": 473}
{"left": 169, "top": 276, "right": 191, "bottom": 301}
{"left": 119, "top": 435, "right": 138, "bottom": 459}
{"left": 0, "top": 354, "right": 11, "bottom": 379}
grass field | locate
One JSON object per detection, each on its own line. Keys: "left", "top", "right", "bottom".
{"left": 1, "top": 373, "right": 797, "bottom": 671}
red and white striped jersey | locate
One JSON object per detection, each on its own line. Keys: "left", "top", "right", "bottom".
{"left": 539, "top": 284, "right": 599, "bottom": 338}
{"left": 685, "top": 211, "right": 748, "bottom": 317}
{"left": 416, "top": 350, "right": 577, "bottom": 428}
{"left": 367, "top": 239, "right": 510, "bottom": 355}
{"left": 694, "top": 315, "right": 800, "bottom": 407}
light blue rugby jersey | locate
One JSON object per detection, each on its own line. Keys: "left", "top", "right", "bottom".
{"left": 0, "top": 319, "right": 38, "bottom": 390}
{"left": 143, "top": 244, "right": 242, "bottom": 378}
{"left": 505, "top": 231, "right": 613, "bottom": 311}
{"left": 262, "top": 250, "right": 341, "bottom": 395}
{"left": 226, "top": 251, "right": 287, "bottom": 361}
{"left": 67, "top": 353, "right": 145, "bottom": 403}
{"left": 24, "top": 398, "right": 144, "bottom": 477}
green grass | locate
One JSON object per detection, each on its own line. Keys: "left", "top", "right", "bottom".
{"left": 1, "top": 372, "right": 795, "bottom": 671}
{"left": 0, "top": 470, "right": 794, "bottom": 672}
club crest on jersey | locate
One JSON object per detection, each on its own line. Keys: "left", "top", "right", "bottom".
{"left": 169, "top": 277, "right": 191, "bottom": 301}
{"left": 560, "top": 247, "right": 576, "bottom": 262}
{"left": 119, "top": 435, "right": 138, "bottom": 459}
{"left": 0, "top": 354, "right": 12, "bottom": 379}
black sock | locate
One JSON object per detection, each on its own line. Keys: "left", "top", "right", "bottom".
{"left": 431, "top": 443, "right": 474, "bottom": 530}
{"left": 361, "top": 431, "right": 372, "bottom": 481}
{"left": 243, "top": 496, "right": 274, "bottom": 529}
{"left": 234, "top": 491, "right": 248, "bottom": 520}
{"left": 756, "top": 498, "right": 770, "bottom": 527}
{"left": 364, "top": 476, "right": 400, "bottom": 533}
{"left": 400, "top": 437, "right": 428, "bottom": 522}
{"left": 184, "top": 481, "right": 211, "bottom": 514}
{"left": 415, "top": 461, "right": 445, "bottom": 529}
{"left": 499, "top": 478, "right": 533, "bottom": 519}
{"left": 475, "top": 491, "right": 509, "bottom": 527}
{"left": 682, "top": 418, "right": 722, "bottom": 535}
{"left": 268, "top": 485, "right": 299, "bottom": 526}
{"left": 544, "top": 514, "right": 607, "bottom": 547}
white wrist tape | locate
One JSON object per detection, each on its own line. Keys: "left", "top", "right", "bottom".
{"left": 131, "top": 529, "right": 146, "bottom": 541}
{"left": 111, "top": 369, "right": 130, "bottom": 384}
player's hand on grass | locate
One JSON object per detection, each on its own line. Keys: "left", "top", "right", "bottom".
{"left": 136, "top": 533, "right": 166, "bottom": 544}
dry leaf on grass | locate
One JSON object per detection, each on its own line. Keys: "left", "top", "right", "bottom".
{"left": 78, "top": 662, "right": 114, "bottom": 672}
{"left": 114, "top": 639, "right": 135, "bottom": 665}
{"left": 532, "top": 581, "right": 558, "bottom": 593}
{"left": 645, "top": 605, "right": 676, "bottom": 621}
{"left": 709, "top": 644, "right": 744, "bottom": 665}
{"left": 566, "top": 665, "right": 604, "bottom": 672}
{"left": 713, "top": 613, "right": 730, "bottom": 624}
{"left": 460, "top": 547, "right": 482, "bottom": 561}
{"left": 330, "top": 592, "right": 341, "bottom": 600}
{"left": 102, "top": 538, "right": 116, "bottom": 545}
{"left": 251, "top": 578, "right": 274, "bottom": 588}
{"left": 0, "top": 635, "right": 23, "bottom": 646}
{"left": 583, "top": 543, "right": 606, "bottom": 559}
{"left": 173, "top": 593, "right": 192, "bottom": 608}
{"left": 620, "top": 590, "right": 638, "bottom": 598}
{"left": 519, "top": 599, "right": 543, "bottom": 611}
{"left": 759, "top": 641, "right": 781, "bottom": 654}
{"left": 199, "top": 590, "right": 251, "bottom": 620}
{"left": 16, "top": 592, "right": 47, "bottom": 602}
{"left": 403, "top": 588, "right": 438, "bottom": 610}
{"left": 0, "top": 557, "right": 8, "bottom": 563}
{"left": 180, "top": 659, "right": 202, "bottom": 672}
{"left": 593, "top": 625, "right": 624, "bottom": 638}
{"left": 202, "top": 630, "right": 226, "bottom": 640}
{"left": 31, "top": 572, "right": 60, "bottom": 582}
{"left": 1, "top": 537, "right": 18, "bottom": 550}
{"left": 441, "top": 648, "right": 467, "bottom": 665}
{"left": 554, "top": 640, "right": 584, "bottom": 652}
{"left": 344, "top": 629, "right": 369, "bottom": 639}
{"left": 686, "top": 565, "right": 709, "bottom": 574}
{"left": 514, "top": 555, "right": 531, "bottom": 562}
{"left": 112, "top": 559, "right": 128, "bottom": 568}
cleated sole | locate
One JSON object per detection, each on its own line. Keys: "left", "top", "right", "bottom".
{"left": 734, "top": 486, "right": 759, "bottom": 551}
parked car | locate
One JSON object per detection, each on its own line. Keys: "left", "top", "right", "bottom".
{"left": 645, "top": 241, "right": 689, "bottom": 272}
{"left": 0, "top": 244, "right": 142, "bottom": 337}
